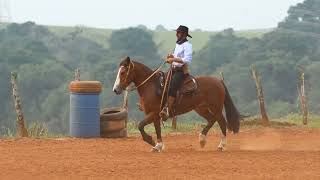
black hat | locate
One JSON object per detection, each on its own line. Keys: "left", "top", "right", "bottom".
{"left": 175, "top": 25, "right": 192, "bottom": 38}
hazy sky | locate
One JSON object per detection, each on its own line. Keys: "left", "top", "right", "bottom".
{"left": 7, "top": 0, "right": 304, "bottom": 30}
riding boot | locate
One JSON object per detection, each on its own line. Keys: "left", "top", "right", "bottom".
{"left": 167, "top": 96, "right": 176, "bottom": 117}
{"left": 159, "top": 96, "right": 176, "bottom": 121}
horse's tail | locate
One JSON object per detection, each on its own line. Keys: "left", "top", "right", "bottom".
{"left": 222, "top": 81, "right": 240, "bottom": 133}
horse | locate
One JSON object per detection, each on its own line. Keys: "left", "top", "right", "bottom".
{"left": 112, "top": 56, "right": 240, "bottom": 152}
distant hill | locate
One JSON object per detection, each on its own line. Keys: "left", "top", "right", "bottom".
{"left": 47, "top": 25, "right": 272, "bottom": 55}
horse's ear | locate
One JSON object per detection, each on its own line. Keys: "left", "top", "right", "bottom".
{"left": 120, "top": 56, "right": 131, "bottom": 67}
{"left": 125, "top": 56, "right": 131, "bottom": 63}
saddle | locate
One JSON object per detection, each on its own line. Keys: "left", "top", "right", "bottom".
{"left": 155, "top": 71, "right": 198, "bottom": 97}
{"left": 181, "top": 75, "right": 198, "bottom": 94}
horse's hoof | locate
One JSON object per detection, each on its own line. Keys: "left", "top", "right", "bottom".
{"left": 151, "top": 143, "right": 164, "bottom": 153}
{"left": 199, "top": 133, "right": 206, "bottom": 148}
{"left": 217, "top": 146, "right": 226, "bottom": 152}
{"left": 151, "top": 147, "right": 161, "bottom": 153}
{"left": 200, "top": 140, "right": 206, "bottom": 148}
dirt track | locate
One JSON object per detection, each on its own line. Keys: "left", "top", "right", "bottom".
{"left": 0, "top": 128, "right": 319, "bottom": 180}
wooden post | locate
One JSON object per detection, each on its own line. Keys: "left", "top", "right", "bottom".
{"left": 75, "top": 68, "right": 80, "bottom": 81}
{"left": 250, "top": 66, "right": 269, "bottom": 126}
{"left": 10, "top": 72, "right": 28, "bottom": 137}
{"left": 298, "top": 71, "right": 308, "bottom": 125}
{"left": 172, "top": 116, "right": 177, "bottom": 130}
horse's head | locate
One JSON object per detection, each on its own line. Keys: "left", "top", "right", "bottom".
{"left": 113, "top": 56, "right": 135, "bottom": 95}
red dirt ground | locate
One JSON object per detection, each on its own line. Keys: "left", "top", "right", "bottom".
{"left": 0, "top": 128, "right": 319, "bottom": 180}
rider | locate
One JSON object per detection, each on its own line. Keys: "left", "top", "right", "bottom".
{"left": 159, "top": 25, "right": 193, "bottom": 120}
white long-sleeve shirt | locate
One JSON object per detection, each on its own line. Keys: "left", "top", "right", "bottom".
{"left": 172, "top": 41, "right": 193, "bottom": 68}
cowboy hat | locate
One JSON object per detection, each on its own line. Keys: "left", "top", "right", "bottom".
{"left": 175, "top": 25, "right": 192, "bottom": 38}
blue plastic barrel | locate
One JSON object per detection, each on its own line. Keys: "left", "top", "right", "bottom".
{"left": 69, "top": 81, "right": 102, "bottom": 138}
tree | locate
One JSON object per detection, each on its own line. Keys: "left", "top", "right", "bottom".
{"left": 109, "top": 27, "right": 160, "bottom": 65}
{"left": 137, "top": 24, "right": 148, "bottom": 30}
{"left": 155, "top": 25, "right": 167, "bottom": 31}
{"left": 278, "top": 0, "right": 320, "bottom": 34}
{"left": 193, "top": 29, "right": 249, "bottom": 74}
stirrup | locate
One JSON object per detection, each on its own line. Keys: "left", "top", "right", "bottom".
{"left": 159, "top": 107, "right": 169, "bottom": 121}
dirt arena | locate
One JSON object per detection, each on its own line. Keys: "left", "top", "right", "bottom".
{"left": 0, "top": 128, "right": 319, "bottom": 180}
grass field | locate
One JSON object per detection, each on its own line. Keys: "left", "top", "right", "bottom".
{"left": 126, "top": 113, "right": 320, "bottom": 136}
{"left": 1, "top": 114, "right": 317, "bottom": 138}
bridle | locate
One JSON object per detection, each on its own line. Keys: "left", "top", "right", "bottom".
{"left": 123, "top": 60, "right": 134, "bottom": 83}
{"left": 124, "top": 60, "right": 166, "bottom": 92}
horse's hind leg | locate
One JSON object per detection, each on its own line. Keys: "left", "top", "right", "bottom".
{"left": 195, "top": 108, "right": 216, "bottom": 148}
{"left": 216, "top": 115, "right": 227, "bottom": 151}
{"left": 196, "top": 107, "right": 228, "bottom": 151}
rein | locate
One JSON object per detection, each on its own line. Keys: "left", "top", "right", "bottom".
{"left": 127, "top": 61, "right": 166, "bottom": 92}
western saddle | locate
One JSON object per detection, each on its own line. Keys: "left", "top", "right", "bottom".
{"left": 156, "top": 70, "right": 198, "bottom": 98}
{"left": 137, "top": 65, "right": 198, "bottom": 112}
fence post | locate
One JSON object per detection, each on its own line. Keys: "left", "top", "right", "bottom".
{"left": 172, "top": 116, "right": 177, "bottom": 130}
{"left": 10, "top": 72, "right": 28, "bottom": 137}
{"left": 298, "top": 71, "right": 308, "bottom": 125}
{"left": 250, "top": 66, "right": 269, "bottom": 126}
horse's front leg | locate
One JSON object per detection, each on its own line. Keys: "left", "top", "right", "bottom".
{"left": 152, "top": 117, "right": 165, "bottom": 152}
{"left": 138, "top": 113, "right": 156, "bottom": 147}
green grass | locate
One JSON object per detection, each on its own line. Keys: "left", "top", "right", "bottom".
{"left": 127, "top": 120, "right": 206, "bottom": 135}
{"left": 276, "top": 113, "right": 320, "bottom": 128}
{"left": 27, "top": 122, "right": 49, "bottom": 137}
{"left": 2, "top": 113, "right": 318, "bottom": 138}
{"left": 0, "top": 127, "right": 14, "bottom": 138}
{"left": 0, "top": 122, "right": 50, "bottom": 138}
{"left": 241, "top": 113, "right": 320, "bottom": 128}
{"left": 154, "top": 31, "right": 218, "bottom": 54}
{"left": 127, "top": 113, "right": 320, "bottom": 135}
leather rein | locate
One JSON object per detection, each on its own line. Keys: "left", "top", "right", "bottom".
{"left": 125, "top": 61, "right": 166, "bottom": 92}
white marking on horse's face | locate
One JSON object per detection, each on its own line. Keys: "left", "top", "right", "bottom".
{"left": 113, "top": 66, "right": 124, "bottom": 94}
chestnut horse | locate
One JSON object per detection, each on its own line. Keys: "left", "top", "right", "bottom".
{"left": 113, "top": 57, "right": 240, "bottom": 152}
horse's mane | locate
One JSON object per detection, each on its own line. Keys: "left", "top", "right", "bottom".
{"left": 132, "top": 61, "right": 154, "bottom": 74}
{"left": 119, "top": 57, "right": 155, "bottom": 75}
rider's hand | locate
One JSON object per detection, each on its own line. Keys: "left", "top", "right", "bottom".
{"left": 166, "top": 57, "right": 174, "bottom": 64}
